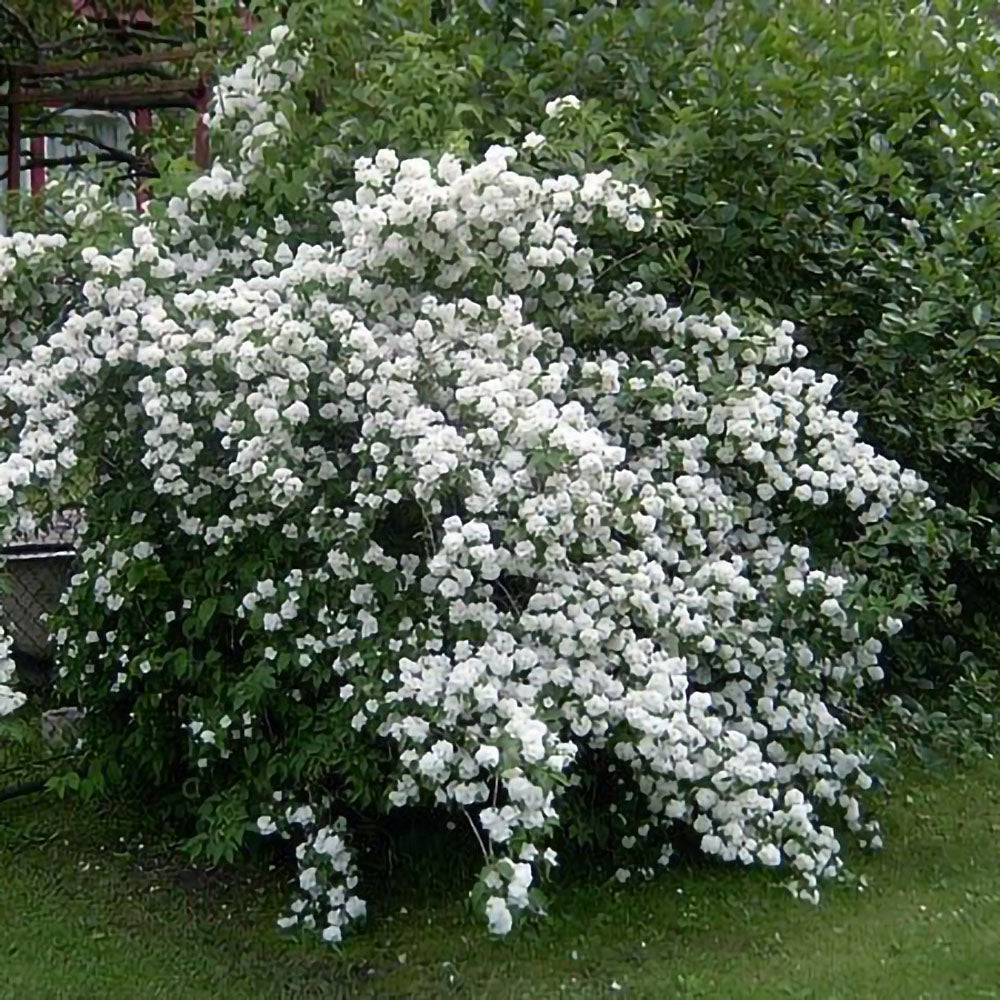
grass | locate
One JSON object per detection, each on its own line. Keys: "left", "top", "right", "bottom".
{"left": 1, "top": 757, "right": 999, "bottom": 1000}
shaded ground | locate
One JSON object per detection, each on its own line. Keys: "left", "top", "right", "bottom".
{"left": 1, "top": 757, "right": 999, "bottom": 1000}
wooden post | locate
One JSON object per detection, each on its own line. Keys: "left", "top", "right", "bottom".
{"left": 29, "top": 136, "right": 45, "bottom": 194}
{"left": 134, "top": 106, "right": 152, "bottom": 211}
{"left": 193, "top": 76, "right": 210, "bottom": 169}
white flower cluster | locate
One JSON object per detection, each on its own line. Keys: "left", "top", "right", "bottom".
{"left": 190, "top": 24, "right": 305, "bottom": 202}
{"left": 0, "top": 30, "right": 933, "bottom": 939}
{"left": 545, "top": 95, "right": 582, "bottom": 119}
{"left": 0, "top": 232, "right": 70, "bottom": 346}
{"left": 0, "top": 231, "right": 68, "bottom": 283}
{"left": 258, "top": 805, "right": 366, "bottom": 943}
{"left": 0, "top": 631, "right": 24, "bottom": 716}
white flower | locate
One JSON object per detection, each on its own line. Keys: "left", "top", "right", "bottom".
{"left": 545, "top": 95, "right": 582, "bottom": 119}
{"left": 475, "top": 745, "right": 501, "bottom": 769}
{"left": 485, "top": 895, "right": 513, "bottom": 935}
{"left": 758, "top": 844, "right": 782, "bottom": 866}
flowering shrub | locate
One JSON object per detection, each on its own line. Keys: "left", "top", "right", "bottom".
{"left": 0, "top": 29, "right": 935, "bottom": 940}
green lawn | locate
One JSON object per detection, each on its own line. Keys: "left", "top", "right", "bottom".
{"left": 2, "top": 758, "right": 999, "bottom": 1000}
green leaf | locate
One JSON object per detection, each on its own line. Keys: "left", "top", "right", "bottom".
{"left": 198, "top": 597, "right": 218, "bottom": 630}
